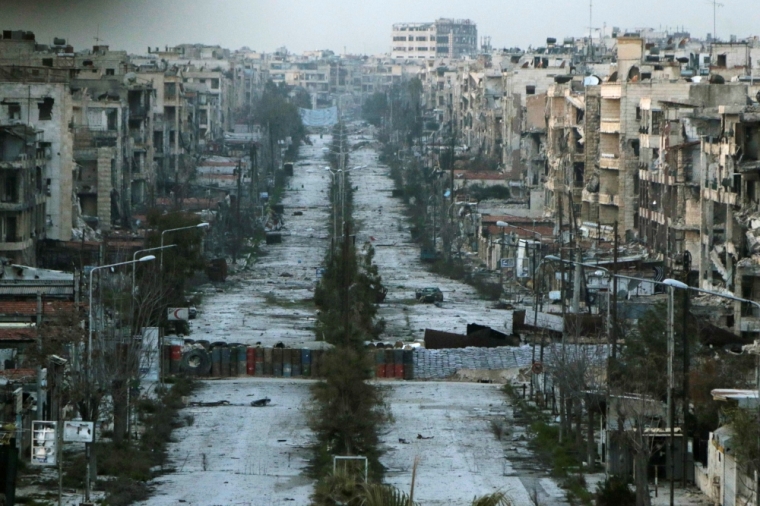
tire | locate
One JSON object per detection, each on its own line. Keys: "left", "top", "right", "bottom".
{"left": 181, "top": 348, "right": 212, "bottom": 376}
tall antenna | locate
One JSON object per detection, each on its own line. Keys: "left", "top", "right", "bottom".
{"left": 710, "top": 0, "right": 724, "bottom": 42}
{"left": 93, "top": 24, "right": 102, "bottom": 45}
{"left": 588, "top": 0, "right": 594, "bottom": 61}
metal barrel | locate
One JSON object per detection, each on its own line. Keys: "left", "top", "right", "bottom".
{"left": 170, "top": 345, "right": 182, "bottom": 374}
{"left": 238, "top": 346, "right": 247, "bottom": 377}
{"left": 282, "top": 349, "right": 292, "bottom": 377}
{"left": 221, "top": 346, "right": 231, "bottom": 377}
{"left": 384, "top": 349, "right": 395, "bottom": 378}
{"left": 228, "top": 346, "right": 238, "bottom": 376}
{"left": 211, "top": 347, "right": 222, "bottom": 377}
{"left": 255, "top": 347, "right": 265, "bottom": 376}
{"left": 394, "top": 349, "right": 405, "bottom": 379}
{"left": 301, "top": 349, "right": 312, "bottom": 377}
{"left": 403, "top": 349, "right": 414, "bottom": 380}
{"left": 246, "top": 347, "right": 256, "bottom": 375}
{"left": 272, "top": 348, "right": 283, "bottom": 376}
{"left": 291, "top": 347, "right": 301, "bottom": 377}
{"left": 263, "top": 347, "right": 273, "bottom": 375}
{"left": 375, "top": 349, "right": 386, "bottom": 378}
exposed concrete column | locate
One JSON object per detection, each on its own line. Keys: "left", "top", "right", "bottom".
{"left": 726, "top": 203, "right": 734, "bottom": 290}
{"left": 97, "top": 147, "right": 113, "bottom": 232}
{"left": 699, "top": 197, "right": 714, "bottom": 289}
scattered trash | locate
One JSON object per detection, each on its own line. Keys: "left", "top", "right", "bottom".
{"left": 251, "top": 397, "right": 271, "bottom": 407}
{"left": 398, "top": 438, "right": 410, "bottom": 444}
{"left": 188, "top": 400, "right": 230, "bottom": 407}
{"left": 417, "top": 434, "right": 433, "bottom": 440}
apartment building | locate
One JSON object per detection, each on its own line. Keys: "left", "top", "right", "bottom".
{"left": 699, "top": 101, "right": 760, "bottom": 336}
{"left": 0, "top": 75, "right": 73, "bottom": 247}
{"left": 391, "top": 19, "right": 477, "bottom": 61}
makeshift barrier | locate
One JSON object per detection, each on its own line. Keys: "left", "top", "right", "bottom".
{"left": 171, "top": 344, "right": 440, "bottom": 380}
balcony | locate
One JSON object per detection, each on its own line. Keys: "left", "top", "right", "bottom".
{"left": 72, "top": 126, "right": 118, "bottom": 150}
{"left": 740, "top": 316, "right": 760, "bottom": 333}
{"left": 702, "top": 187, "right": 737, "bottom": 206}
{"left": 599, "top": 156, "right": 620, "bottom": 170}
{"left": 601, "top": 84, "right": 622, "bottom": 99}
{"left": 0, "top": 237, "right": 33, "bottom": 252}
{"left": 598, "top": 193, "right": 614, "bottom": 205}
{"left": 639, "top": 134, "right": 661, "bottom": 149}
{"left": 600, "top": 120, "right": 620, "bottom": 133}
{"left": 582, "top": 189, "right": 599, "bottom": 203}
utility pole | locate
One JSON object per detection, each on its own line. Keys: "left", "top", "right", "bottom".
{"left": 667, "top": 285, "right": 676, "bottom": 506}
{"left": 558, "top": 193, "right": 566, "bottom": 442}
{"left": 611, "top": 220, "right": 619, "bottom": 361}
{"left": 234, "top": 158, "right": 242, "bottom": 262}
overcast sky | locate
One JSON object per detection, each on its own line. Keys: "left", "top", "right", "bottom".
{"left": 4, "top": 0, "right": 757, "bottom": 55}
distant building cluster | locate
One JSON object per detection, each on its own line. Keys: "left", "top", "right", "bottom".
{"left": 0, "top": 29, "right": 418, "bottom": 266}
{"left": 411, "top": 28, "right": 760, "bottom": 319}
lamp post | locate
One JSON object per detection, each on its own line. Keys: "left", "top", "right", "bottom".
{"left": 159, "top": 222, "right": 209, "bottom": 270}
{"left": 132, "top": 245, "right": 176, "bottom": 298}
{"left": 86, "top": 254, "right": 155, "bottom": 501}
{"left": 546, "top": 255, "right": 683, "bottom": 503}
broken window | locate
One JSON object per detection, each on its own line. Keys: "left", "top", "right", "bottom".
{"left": 651, "top": 111, "right": 663, "bottom": 135}
{"left": 5, "top": 216, "right": 17, "bottom": 242}
{"left": 2, "top": 175, "right": 17, "bottom": 203}
{"left": 717, "top": 54, "right": 727, "bottom": 68}
{"left": 6, "top": 103, "right": 20, "bottom": 120}
{"left": 106, "top": 109, "right": 117, "bottom": 131}
{"left": 105, "top": 68, "right": 115, "bottom": 76}
{"left": 41, "top": 58, "right": 53, "bottom": 67}
{"left": 37, "top": 97, "right": 54, "bottom": 121}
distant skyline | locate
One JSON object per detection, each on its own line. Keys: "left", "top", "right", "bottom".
{"left": 3, "top": 0, "right": 757, "bottom": 56}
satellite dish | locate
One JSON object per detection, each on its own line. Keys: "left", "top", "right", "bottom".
{"left": 583, "top": 75, "right": 601, "bottom": 86}
{"left": 124, "top": 72, "right": 137, "bottom": 84}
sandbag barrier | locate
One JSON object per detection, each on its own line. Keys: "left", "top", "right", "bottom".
{"left": 163, "top": 342, "right": 416, "bottom": 380}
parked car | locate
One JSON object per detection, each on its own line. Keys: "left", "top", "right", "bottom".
{"left": 415, "top": 287, "right": 443, "bottom": 303}
{"left": 188, "top": 306, "right": 198, "bottom": 319}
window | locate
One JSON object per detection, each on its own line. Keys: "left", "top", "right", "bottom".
{"left": 105, "top": 68, "right": 115, "bottom": 76}
{"left": 42, "top": 58, "right": 53, "bottom": 67}
{"left": 6, "top": 103, "right": 20, "bottom": 120}
{"left": 37, "top": 98, "right": 54, "bottom": 121}
{"left": 2, "top": 175, "right": 17, "bottom": 202}
{"left": 717, "top": 54, "right": 727, "bottom": 67}
{"left": 5, "top": 216, "right": 17, "bottom": 242}
{"left": 211, "top": 78, "right": 219, "bottom": 89}
{"left": 651, "top": 110, "right": 663, "bottom": 135}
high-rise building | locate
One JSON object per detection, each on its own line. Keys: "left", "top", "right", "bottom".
{"left": 391, "top": 19, "right": 477, "bottom": 60}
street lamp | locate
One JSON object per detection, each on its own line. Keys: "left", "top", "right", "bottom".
{"left": 496, "top": 220, "right": 543, "bottom": 242}
{"left": 86, "top": 254, "right": 155, "bottom": 501}
{"left": 132, "top": 245, "right": 176, "bottom": 298}
{"left": 546, "top": 254, "right": 683, "bottom": 503}
{"left": 159, "top": 222, "right": 209, "bottom": 270}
